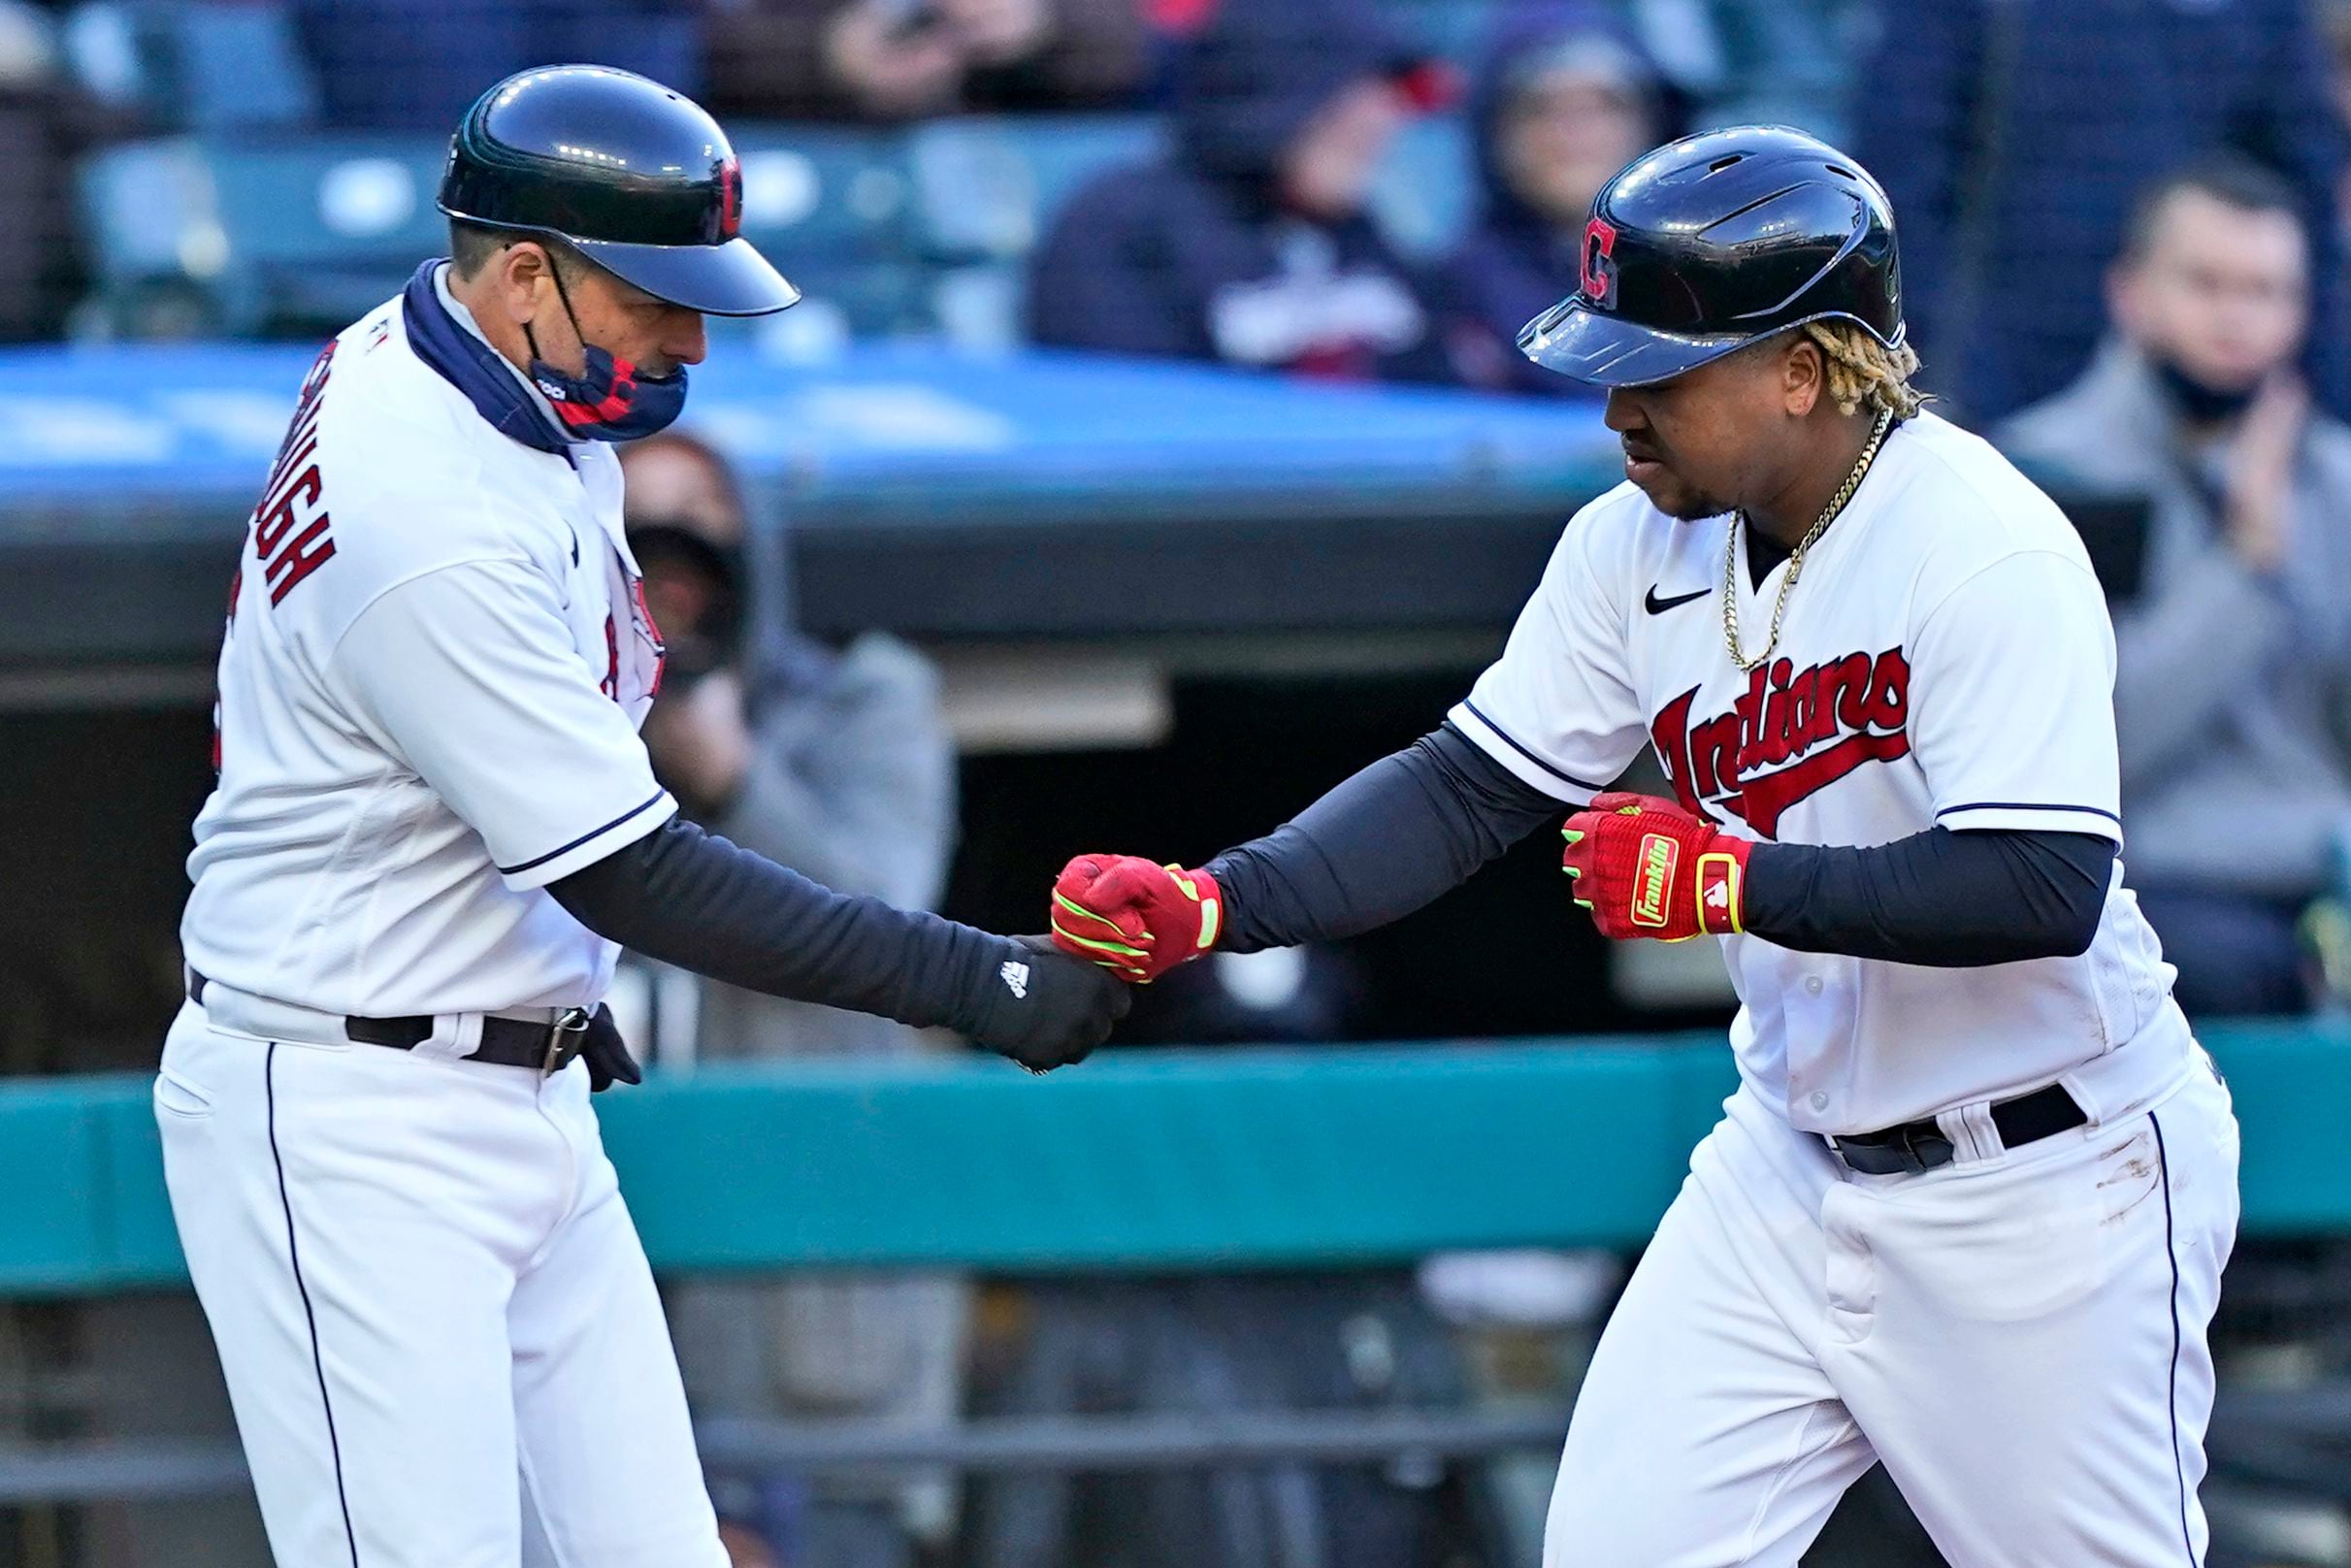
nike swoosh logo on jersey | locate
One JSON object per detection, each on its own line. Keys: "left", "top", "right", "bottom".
{"left": 1644, "top": 585, "right": 1711, "bottom": 614}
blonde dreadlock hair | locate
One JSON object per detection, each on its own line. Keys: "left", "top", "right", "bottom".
{"left": 1802, "top": 319, "right": 1927, "bottom": 420}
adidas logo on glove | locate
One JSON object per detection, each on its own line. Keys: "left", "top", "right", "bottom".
{"left": 999, "top": 961, "right": 1030, "bottom": 999}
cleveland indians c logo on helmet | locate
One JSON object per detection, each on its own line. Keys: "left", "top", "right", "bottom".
{"left": 718, "top": 158, "right": 743, "bottom": 241}
{"left": 1581, "top": 216, "right": 1620, "bottom": 310}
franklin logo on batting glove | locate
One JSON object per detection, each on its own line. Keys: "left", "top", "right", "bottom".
{"left": 1632, "top": 833, "right": 1678, "bottom": 927}
{"left": 1562, "top": 792, "right": 1750, "bottom": 941}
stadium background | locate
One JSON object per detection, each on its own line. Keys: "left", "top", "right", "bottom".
{"left": 0, "top": 0, "right": 2348, "bottom": 1564}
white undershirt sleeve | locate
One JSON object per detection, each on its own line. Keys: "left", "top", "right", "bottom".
{"left": 1908, "top": 549, "right": 2124, "bottom": 843}
{"left": 331, "top": 557, "right": 678, "bottom": 890}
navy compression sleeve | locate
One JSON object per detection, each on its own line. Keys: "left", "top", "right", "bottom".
{"left": 1204, "top": 723, "right": 1561, "bottom": 951}
{"left": 1199, "top": 724, "right": 2114, "bottom": 966}
{"left": 549, "top": 816, "right": 1008, "bottom": 1030}
{"left": 1744, "top": 828, "right": 2114, "bottom": 965}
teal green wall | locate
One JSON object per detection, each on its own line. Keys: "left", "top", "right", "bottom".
{"left": 6, "top": 1027, "right": 2342, "bottom": 1295}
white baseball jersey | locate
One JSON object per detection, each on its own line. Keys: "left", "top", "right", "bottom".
{"left": 1452, "top": 410, "right": 2190, "bottom": 1134}
{"left": 162, "top": 264, "right": 728, "bottom": 1568}
{"left": 182, "top": 264, "right": 675, "bottom": 1016}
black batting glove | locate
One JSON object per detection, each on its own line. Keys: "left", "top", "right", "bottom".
{"left": 580, "top": 1003, "right": 643, "bottom": 1093}
{"left": 963, "top": 934, "right": 1131, "bottom": 1072}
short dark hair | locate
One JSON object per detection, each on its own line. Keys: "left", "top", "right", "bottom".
{"left": 2119, "top": 154, "right": 2304, "bottom": 265}
{"left": 447, "top": 217, "right": 582, "bottom": 280}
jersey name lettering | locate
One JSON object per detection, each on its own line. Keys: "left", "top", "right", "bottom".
{"left": 1650, "top": 647, "right": 1910, "bottom": 838}
{"left": 249, "top": 342, "right": 341, "bottom": 606}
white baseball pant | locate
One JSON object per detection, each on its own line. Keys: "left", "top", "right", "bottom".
{"left": 155, "top": 997, "right": 729, "bottom": 1568}
{"left": 1544, "top": 1055, "right": 2239, "bottom": 1567}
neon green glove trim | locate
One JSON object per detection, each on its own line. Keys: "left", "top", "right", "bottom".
{"left": 1050, "top": 918, "right": 1147, "bottom": 962}
{"left": 1058, "top": 902, "right": 1147, "bottom": 949}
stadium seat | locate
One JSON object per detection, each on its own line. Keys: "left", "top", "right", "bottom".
{"left": 64, "top": 1, "right": 320, "bottom": 132}
{"left": 898, "top": 110, "right": 1475, "bottom": 335}
{"left": 1368, "top": 112, "right": 1475, "bottom": 262}
{"left": 81, "top": 134, "right": 451, "bottom": 338}
{"left": 729, "top": 125, "right": 921, "bottom": 271}
{"left": 752, "top": 257, "right": 937, "bottom": 346}
{"left": 905, "top": 114, "right": 1166, "bottom": 263}
{"left": 82, "top": 121, "right": 935, "bottom": 340}
{"left": 77, "top": 137, "right": 234, "bottom": 336}
{"left": 1380, "top": 0, "right": 1508, "bottom": 65}
{"left": 902, "top": 111, "right": 1469, "bottom": 268}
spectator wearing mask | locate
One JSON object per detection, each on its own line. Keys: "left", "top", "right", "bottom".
{"left": 1028, "top": 0, "right": 1455, "bottom": 382}
{"left": 1442, "top": 5, "right": 1668, "bottom": 396}
{"left": 1997, "top": 158, "right": 2351, "bottom": 1016}
{"left": 703, "top": 0, "right": 1145, "bottom": 122}
{"left": 615, "top": 433, "right": 967, "bottom": 1568}
{"left": 295, "top": 0, "right": 702, "bottom": 129}
{"left": 1854, "top": 0, "right": 2350, "bottom": 425}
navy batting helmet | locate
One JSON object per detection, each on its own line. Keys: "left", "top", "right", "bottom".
{"left": 1519, "top": 125, "right": 1902, "bottom": 387}
{"left": 438, "top": 65, "right": 800, "bottom": 318}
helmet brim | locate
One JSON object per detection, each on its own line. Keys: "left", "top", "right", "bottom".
{"left": 1517, "top": 297, "right": 1753, "bottom": 388}
{"left": 571, "top": 234, "right": 801, "bottom": 317}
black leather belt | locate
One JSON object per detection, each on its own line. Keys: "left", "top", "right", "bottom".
{"left": 1828, "top": 1082, "right": 2086, "bottom": 1175}
{"left": 188, "top": 970, "right": 592, "bottom": 1075}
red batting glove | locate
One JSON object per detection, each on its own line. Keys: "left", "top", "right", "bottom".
{"left": 1560, "top": 791, "right": 1751, "bottom": 941}
{"left": 1050, "top": 855, "right": 1223, "bottom": 983}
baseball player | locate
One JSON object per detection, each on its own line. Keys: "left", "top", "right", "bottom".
{"left": 1050, "top": 126, "right": 2239, "bottom": 1567}
{"left": 158, "top": 66, "right": 1127, "bottom": 1568}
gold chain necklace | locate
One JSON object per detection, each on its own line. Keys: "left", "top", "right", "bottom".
{"left": 1721, "top": 408, "right": 1893, "bottom": 672}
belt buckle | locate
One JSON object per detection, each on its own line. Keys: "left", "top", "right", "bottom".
{"left": 543, "top": 1007, "right": 592, "bottom": 1077}
{"left": 1827, "top": 1135, "right": 1882, "bottom": 1175}
{"left": 1830, "top": 1124, "right": 1955, "bottom": 1176}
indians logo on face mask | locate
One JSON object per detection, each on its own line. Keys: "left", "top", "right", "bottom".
{"left": 1650, "top": 648, "right": 1911, "bottom": 838}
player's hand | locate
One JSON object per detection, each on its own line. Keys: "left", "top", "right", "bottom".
{"left": 966, "top": 935, "right": 1131, "bottom": 1071}
{"left": 579, "top": 1003, "right": 642, "bottom": 1093}
{"left": 1561, "top": 792, "right": 1751, "bottom": 941}
{"left": 1050, "top": 855, "right": 1223, "bottom": 983}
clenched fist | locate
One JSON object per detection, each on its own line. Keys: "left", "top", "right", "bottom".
{"left": 1049, "top": 855, "right": 1224, "bottom": 983}
{"left": 965, "top": 935, "right": 1131, "bottom": 1071}
{"left": 1561, "top": 792, "right": 1751, "bottom": 941}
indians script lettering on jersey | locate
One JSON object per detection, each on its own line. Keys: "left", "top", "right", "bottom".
{"left": 1651, "top": 649, "right": 1910, "bottom": 838}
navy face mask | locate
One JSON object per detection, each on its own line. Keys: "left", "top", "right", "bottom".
{"left": 524, "top": 265, "right": 689, "bottom": 442}
{"left": 2148, "top": 350, "right": 2260, "bottom": 427}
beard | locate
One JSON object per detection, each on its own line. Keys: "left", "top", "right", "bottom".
{"left": 1635, "top": 469, "right": 1733, "bottom": 520}
{"left": 1659, "top": 491, "right": 1733, "bottom": 521}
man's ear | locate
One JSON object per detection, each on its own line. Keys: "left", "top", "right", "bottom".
{"left": 493, "top": 241, "right": 553, "bottom": 327}
{"left": 1782, "top": 335, "right": 1823, "bottom": 418}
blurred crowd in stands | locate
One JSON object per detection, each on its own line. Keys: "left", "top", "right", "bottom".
{"left": 0, "top": 0, "right": 2338, "bottom": 410}
{"left": 15, "top": 2, "right": 2351, "bottom": 1565}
